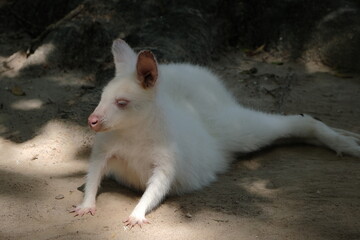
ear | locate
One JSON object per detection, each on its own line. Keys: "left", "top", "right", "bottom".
{"left": 136, "top": 50, "right": 158, "bottom": 89}
{"left": 112, "top": 39, "right": 137, "bottom": 74}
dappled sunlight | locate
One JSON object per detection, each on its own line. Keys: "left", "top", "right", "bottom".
{"left": 0, "top": 119, "right": 95, "bottom": 238}
{"left": 0, "top": 119, "right": 91, "bottom": 235}
{"left": 0, "top": 138, "right": 17, "bottom": 164}
{"left": 19, "top": 120, "right": 92, "bottom": 174}
{"left": 26, "top": 43, "right": 55, "bottom": 66}
{"left": 150, "top": 197, "right": 313, "bottom": 240}
{"left": 0, "top": 51, "right": 27, "bottom": 77}
{"left": 139, "top": 203, "right": 255, "bottom": 239}
{"left": 238, "top": 178, "right": 279, "bottom": 198}
{"left": 11, "top": 98, "right": 44, "bottom": 110}
{"left": 0, "top": 64, "right": 99, "bottom": 143}
{"left": 302, "top": 56, "right": 333, "bottom": 74}
{"left": 1, "top": 42, "right": 55, "bottom": 78}
{"left": 240, "top": 159, "right": 262, "bottom": 170}
{"left": 0, "top": 119, "right": 93, "bottom": 176}
{"left": 45, "top": 71, "right": 95, "bottom": 87}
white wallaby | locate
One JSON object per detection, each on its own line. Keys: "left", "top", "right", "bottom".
{"left": 71, "top": 39, "right": 360, "bottom": 228}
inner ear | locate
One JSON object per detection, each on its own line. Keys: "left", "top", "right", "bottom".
{"left": 136, "top": 50, "right": 158, "bottom": 89}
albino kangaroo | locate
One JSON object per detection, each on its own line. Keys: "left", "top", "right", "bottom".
{"left": 71, "top": 39, "right": 360, "bottom": 228}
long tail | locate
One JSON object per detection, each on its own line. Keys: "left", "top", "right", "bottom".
{"left": 211, "top": 105, "right": 360, "bottom": 157}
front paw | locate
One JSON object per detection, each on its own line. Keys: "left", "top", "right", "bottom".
{"left": 123, "top": 214, "right": 150, "bottom": 228}
{"left": 70, "top": 204, "right": 96, "bottom": 217}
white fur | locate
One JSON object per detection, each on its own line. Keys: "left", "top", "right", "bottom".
{"left": 73, "top": 39, "right": 360, "bottom": 227}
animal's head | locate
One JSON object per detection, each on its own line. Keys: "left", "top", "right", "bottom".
{"left": 88, "top": 39, "right": 159, "bottom": 132}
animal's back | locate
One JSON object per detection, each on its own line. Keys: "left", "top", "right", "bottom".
{"left": 158, "top": 63, "right": 238, "bottom": 128}
{"left": 156, "top": 64, "right": 238, "bottom": 193}
{"left": 159, "top": 63, "right": 237, "bottom": 108}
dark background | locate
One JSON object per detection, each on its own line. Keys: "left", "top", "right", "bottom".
{"left": 1, "top": 0, "right": 359, "bottom": 73}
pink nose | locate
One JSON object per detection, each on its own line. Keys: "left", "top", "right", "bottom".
{"left": 88, "top": 114, "right": 101, "bottom": 131}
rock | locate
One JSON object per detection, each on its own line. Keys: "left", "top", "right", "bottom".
{"left": 310, "top": 7, "right": 360, "bottom": 72}
{"left": 55, "top": 194, "right": 64, "bottom": 200}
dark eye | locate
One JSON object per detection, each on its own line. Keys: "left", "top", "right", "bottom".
{"left": 115, "top": 98, "right": 129, "bottom": 108}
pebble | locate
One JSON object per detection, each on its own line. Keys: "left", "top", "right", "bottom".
{"left": 55, "top": 194, "right": 64, "bottom": 200}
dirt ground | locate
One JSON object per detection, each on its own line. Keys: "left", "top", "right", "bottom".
{"left": 0, "top": 41, "right": 360, "bottom": 240}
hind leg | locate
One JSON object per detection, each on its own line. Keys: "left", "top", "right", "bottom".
{"left": 303, "top": 115, "right": 360, "bottom": 157}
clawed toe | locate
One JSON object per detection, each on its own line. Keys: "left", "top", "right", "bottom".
{"left": 70, "top": 205, "right": 96, "bottom": 217}
{"left": 123, "top": 216, "right": 150, "bottom": 229}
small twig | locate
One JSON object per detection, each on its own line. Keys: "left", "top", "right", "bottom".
{"left": 212, "top": 219, "right": 229, "bottom": 223}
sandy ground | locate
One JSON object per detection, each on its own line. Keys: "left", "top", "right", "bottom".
{"left": 0, "top": 45, "right": 360, "bottom": 240}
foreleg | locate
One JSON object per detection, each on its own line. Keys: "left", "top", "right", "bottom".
{"left": 124, "top": 164, "right": 174, "bottom": 228}
{"left": 71, "top": 151, "right": 108, "bottom": 216}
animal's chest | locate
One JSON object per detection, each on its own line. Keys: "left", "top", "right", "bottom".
{"left": 106, "top": 144, "right": 154, "bottom": 191}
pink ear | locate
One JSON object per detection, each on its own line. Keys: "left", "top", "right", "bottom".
{"left": 136, "top": 50, "right": 158, "bottom": 89}
{"left": 112, "top": 39, "right": 137, "bottom": 74}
